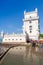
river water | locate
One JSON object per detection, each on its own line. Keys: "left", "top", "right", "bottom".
{"left": 0, "top": 46, "right": 43, "bottom": 65}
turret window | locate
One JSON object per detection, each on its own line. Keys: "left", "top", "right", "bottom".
{"left": 30, "top": 30, "right": 32, "bottom": 33}
{"left": 29, "top": 21, "right": 32, "bottom": 23}
{"left": 29, "top": 26, "right": 32, "bottom": 33}
{"left": 29, "top": 26, "right": 32, "bottom": 30}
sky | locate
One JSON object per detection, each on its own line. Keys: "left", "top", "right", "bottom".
{"left": 0, "top": 0, "right": 43, "bottom": 34}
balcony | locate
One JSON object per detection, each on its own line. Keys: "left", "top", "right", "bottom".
{"left": 23, "top": 16, "right": 39, "bottom": 21}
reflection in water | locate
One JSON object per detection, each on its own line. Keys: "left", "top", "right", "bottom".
{"left": 1, "top": 46, "right": 43, "bottom": 65}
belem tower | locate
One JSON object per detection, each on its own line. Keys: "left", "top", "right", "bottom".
{"left": 1, "top": 8, "right": 40, "bottom": 44}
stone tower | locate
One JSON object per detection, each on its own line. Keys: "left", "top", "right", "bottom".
{"left": 23, "top": 8, "right": 40, "bottom": 40}
{"left": 1, "top": 31, "right": 4, "bottom": 38}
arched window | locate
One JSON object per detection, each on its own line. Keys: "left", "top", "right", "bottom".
{"left": 20, "top": 39, "right": 22, "bottom": 40}
{"left": 12, "top": 39, "right": 14, "bottom": 40}
{"left": 8, "top": 39, "right": 10, "bottom": 40}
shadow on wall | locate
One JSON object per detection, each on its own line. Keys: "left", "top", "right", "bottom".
{"left": 25, "top": 31, "right": 29, "bottom": 43}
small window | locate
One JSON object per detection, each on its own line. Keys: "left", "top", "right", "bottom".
{"left": 5, "top": 39, "right": 7, "bottom": 40}
{"left": 20, "top": 39, "right": 22, "bottom": 40}
{"left": 29, "top": 26, "right": 32, "bottom": 28}
{"left": 8, "top": 39, "right": 10, "bottom": 40}
{"left": 16, "top": 39, "right": 17, "bottom": 40}
{"left": 29, "top": 26, "right": 32, "bottom": 30}
{"left": 30, "top": 30, "right": 32, "bottom": 33}
{"left": 29, "top": 21, "right": 32, "bottom": 23}
{"left": 12, "top": 39, "right": 14, "bottom": 40}
{"left": 30, "top": 16, "right": 32, "bottom": 18}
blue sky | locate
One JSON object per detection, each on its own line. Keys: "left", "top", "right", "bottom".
{"left": 0, "top": 0, "right": 43, "bottom": 34}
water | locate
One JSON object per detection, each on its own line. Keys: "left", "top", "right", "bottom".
{"left": 0, "top": 46, "right": 43, "bottom": 65}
